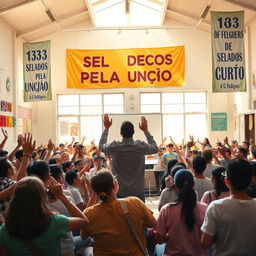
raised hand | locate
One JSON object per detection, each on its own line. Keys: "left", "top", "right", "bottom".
{"left": 48, "top": 176, "right": 64, "bottom": 199}
{"left": 22, "top": 133, "right": 36, "bottom": 156}
{"left": 139, "top": 116, "right": 148, "bottom": 132}
{"left": 1, "top": 128, "right": 8, "bottom": 139}
{"left": 103, "top": 114, "right": 112, "bottom": 129}
{"left": 224, "top": 136, "right": 229, "bottom": 145}
{"left": 47, "top": 139, "right": 55, "bottom": 151}
{"left": 17, "top": 134, "right": 24, "bottom": 147}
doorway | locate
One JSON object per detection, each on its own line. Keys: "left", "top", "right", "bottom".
{"left": 244, "top": 114, "right": 255, "bottom": 144}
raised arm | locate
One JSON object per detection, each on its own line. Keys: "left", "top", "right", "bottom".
{"left": 44, "top": 139, "right": 54, "bottom": 163}
{"left": 8, "top": 135, "right": 23, "bottom": 162}
{"left": 48, "top": 176, "right": 88, "bottom": 231}
{"left": 0, "top": 128, "right": 8, "bottom": 150}
{"left": 17, "top": 133, "right": 36, "bottom": 181}
{"left": 99, "top": 114, "right": 112, "bottom": 153}
{"left": 139, "top": 116, "right": 158, "bottom": 154}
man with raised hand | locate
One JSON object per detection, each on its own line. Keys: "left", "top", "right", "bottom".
{"left": 99, "top": 114, "right": 158, "bottom": 202}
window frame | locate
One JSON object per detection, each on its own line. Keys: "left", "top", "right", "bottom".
{"left": 140, "top": 91, "right": 208, "bottom": 141}
{"left": 57, "top": 93, "right": 124, "bottom": 144}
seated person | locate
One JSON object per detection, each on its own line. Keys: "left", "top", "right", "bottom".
{"left": 158, "top": 165, "right": 184, "bottom": 211}
{"left": 201, "top": 159, "right": 256, "bottom": 255}
{"left": 201, "top": 166, "right": 229, "bottom": 204}
{"left": 80, "top": 170, "right": 156, "bottom": 256}
{"left": 155, "top": 170, "right": 208, "bottom": 256}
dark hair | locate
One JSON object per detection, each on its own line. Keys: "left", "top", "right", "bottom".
{"left": 242, "top": 141, "right": 250, "bottom": 148}
{"left": 59, "top": 143, "right": 65, "bottom": 148}
{"left": 211, "top": 167, "right": 229, "bottom": 197}
{"left": 175, "top": 171, "right": 196, "bottom": 232}
{"left": 31, "top": 151, "right": 38, "bottom": 160}
{"left": 39, "top": 148, "right": 47, "bottom": 156}
{"left": 251, "top": 148, "right": 256, "bottom": 159}
{"left": 166, "top": 143, "right": 174, "bottom": 148}
{"left": 120, "top": 121, "right": 134, "bottom": 138}
{"left": 0, "top": 157, "right": 12, "bottom": 177}
{"left": 216, "top": 142, "right": 222, "bottom": 147}
{"left": 78, "top": 144, "right": 84, "bottom": 149}
{"left": 227, "top": 159, "right": 252, "bottom": 191}
{"left": 15, "top": 149, "right": 23, "bottom": 160}
{"left": 27, "top": 160, "right": 50, "bottom": 182}
{"left": 167, "top": 159, "right": 179, "bottom": 175}
{"left": 62, "top": 161, "right": 73, "bottom": 173}
{"left": 5, "top": 176, "right": 52, "bottom": 239}
{"left": 65, "top": 170, "right": 78, "bottom": 185}
{"left": 160, "top": 159, "right": 178, "bottom": 190}
{"left": 0, "top": 150, "right": 8, "bottom": 157}
{"left": 177, "top": 163, "right": 186, "bottom": 168}
{"left": 49, "top": 158, "right": 58, "bottom": 165}
{"left": 192, "top": 156, "right": 207, "bottom": 174}
{"left": 237, "top": 147, "right": 248, "bottom": 158}
{"left": 74, "top": 159, "right": 83, "bottom": 166}
{"left": 204, "top": 138, "right": 212, "bottom": 148}
{"left": 91, "top": 170, "right": 115, "bottom": 201}
{"left": 203, "top": 149, "right": 213, "bottom": 163}
{"left": 49, "top": 164, "right": 63, "bottom": 182}
{"left": 191, "top": 150, "right": 199, "bottom": 155}
{"left": 171, "top": 165, "right": 185, "bottom": 178}
{"left": 250, "top": 161, "right": 256, "bottom": 177}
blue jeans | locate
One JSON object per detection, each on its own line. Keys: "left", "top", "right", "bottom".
{"left": 155, "top": 243, "right": 166, "bottom": 256}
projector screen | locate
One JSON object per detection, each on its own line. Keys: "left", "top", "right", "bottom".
{"left": 103, "top": 113, "right": 162, "bottom": 145}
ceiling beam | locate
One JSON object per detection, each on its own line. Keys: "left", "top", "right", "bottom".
{"left": 224, "top": 0, "right": 256, "bottom": 12}
{"left": 16, "top": 10, "right": 89, "bottom": 38}
{"left": 161, "top": 0, "right": 168, "bottom": 25}
{"left": 166, "top": 9, "right": 211, "bottom": 26}
{"left": 0, "top": 0, "right": 38, "bottom": 15}
{"left": 146, "top": 0, "right": 162, "bottom": 6}
{"left": 84, "top": 0, "right": 96, "bottom": 26}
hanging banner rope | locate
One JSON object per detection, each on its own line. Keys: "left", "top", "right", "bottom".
{"left": 23, "top": 40, "right": 52, "bottom": 102}
{"left": 211, "top": 11, "right": 246, "bottom": 93}
{"left": 66, "top": 46, "right": 185, "bottom": 89}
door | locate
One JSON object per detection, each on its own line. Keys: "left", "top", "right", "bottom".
{"left": 244, "top": 114, "right": 255, "bottom": 144}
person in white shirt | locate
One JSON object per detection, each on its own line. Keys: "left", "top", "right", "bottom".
{"left": 192, "top": 156, "right": 213, "bottom": 201}
{"left": 201, "top": 159, "right": 256, "bottom": 256}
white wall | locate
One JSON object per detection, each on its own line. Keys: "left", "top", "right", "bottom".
{"left": 31, "top": 19, "right": 234, "bottom": 146}
{"left": 233, "top": 16, "right": 256, "bottom": 142}
{"left": 0, "top": 21, "right": 15, "bottom": 151}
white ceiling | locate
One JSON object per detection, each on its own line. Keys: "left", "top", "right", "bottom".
{"left": 0, "top": 0, "right": 255, "bottom": 41}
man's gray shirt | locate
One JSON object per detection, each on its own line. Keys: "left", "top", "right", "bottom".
{"left": 99, "top": 128, "right": 158, "bottom": 197}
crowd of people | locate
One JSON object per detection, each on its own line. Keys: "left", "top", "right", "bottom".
{"left": 0, "top": 114, "right": 255, "bottom": 256}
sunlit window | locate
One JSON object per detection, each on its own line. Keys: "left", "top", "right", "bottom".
{"left": 91, "top": 0, "right": 163, "bottom": 27}
{"left": 57, "top": 93, "right": 124, "bottom": 144}
{"left": 140, "top": 92, "right": 207, "bottom": 142}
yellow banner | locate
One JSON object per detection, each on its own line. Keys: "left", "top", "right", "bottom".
{"left": 66, "top": 46, "right": 185, "bottom": 89}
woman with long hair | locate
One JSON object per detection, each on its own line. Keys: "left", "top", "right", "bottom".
{"left": 0, "top": 176, "right": 88, "bottom": 256}
{"left": 155, "top": 169, "right": 208, "bottom": 256}
{"left": 80, "top": 170, "right": 156, "bottom": 256}
{"left": 201, "top": 166, "right": 230, "bottom": 204}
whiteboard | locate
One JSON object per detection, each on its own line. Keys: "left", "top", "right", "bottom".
{"left": 104, "top": 113, "right": 162, "bottom": 145}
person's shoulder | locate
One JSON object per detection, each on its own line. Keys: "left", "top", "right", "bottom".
{"left": 52, "top": 213, "right": 68, "bottom": 222}
{"left": 197, "top": 201, "right": 208, "bottom": 210}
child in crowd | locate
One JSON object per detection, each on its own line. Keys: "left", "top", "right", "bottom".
{"left": 158, "top": 165, "right": 184, "bottom": 211}
{"left": 0, "top": 176, "right": 87, "bottom": 256}
{"left": 155, "top": 169, "right": 207, "bottom": 256}
{"left": 201, "top": 159, "right": 256, "bottom": 255}
{"left": 193, "top": 156, "right": 213, "bottom": 200}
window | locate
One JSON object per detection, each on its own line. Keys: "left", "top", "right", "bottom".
{"left": 140, "top": 92, "right": 207, "bottom": 143}
{"left": 57, "top": 94, "right": 124, "bottom": 144}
